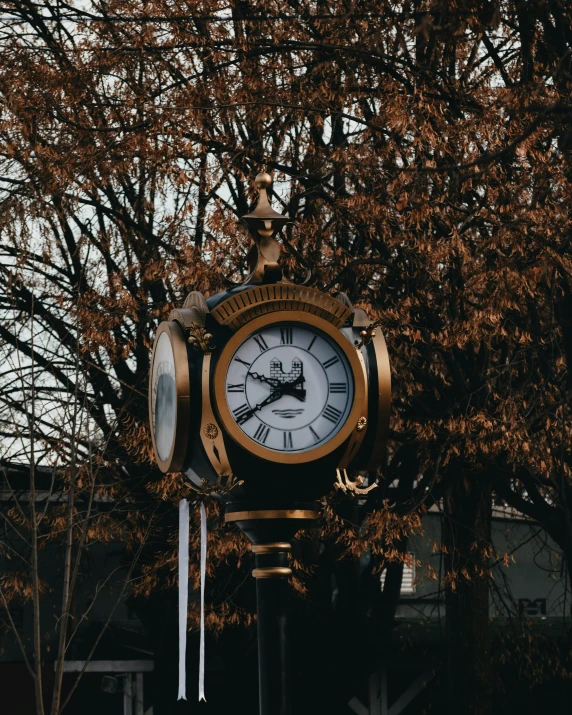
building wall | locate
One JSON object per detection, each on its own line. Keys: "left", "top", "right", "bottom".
{"left": 391, "top": 511, "right": 569, "bottom": 624}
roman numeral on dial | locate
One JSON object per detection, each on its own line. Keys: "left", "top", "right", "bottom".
{"left": 323, "top": 356, "right": 339, "bottom": 369}
{"left": 227, "top": 383, "right": 244, "bottom": 392}
{"left": 254, "top": 423, "right": 270, "bottom": 444}
{"left": 233, "top": 403, "right": 251, "bottom": 424}
{"left": 329, "top": 382, "right": 347, "bottom": 393}
{"left": 253, "top": 334, "right": 269, "bottom": 352}
{"left": 309, "top": 426, "right": 320, "bottom": 443}
{"left": 280, "top": 327, "right": 293, "bottom": 344}
{"left": 323, "top": 404, "right": 342, "bottom": 424}
{"left": 283, "top": 431, "right": 293, "bottom": 449}
{"left": 234, "top": 357, "right": 251, "bottom": 367}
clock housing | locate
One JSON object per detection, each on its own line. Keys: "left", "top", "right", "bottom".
{"left": 148, "top": 283, "right": 390, "bottom": 504}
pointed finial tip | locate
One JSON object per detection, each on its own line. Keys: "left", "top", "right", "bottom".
{"left": 255, "top": 172, "right": 272, "bottom": 189}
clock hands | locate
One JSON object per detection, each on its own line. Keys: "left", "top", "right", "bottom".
{"left": 281, "top": 374, "right": 306, "bottom": 400}
{"left": 249, "top": 371, "right": 281, "bottom": 387}
{"left": 248, "top": 371, "right": 306, "bottom": 400}
{"left": 237, "top": 372, "right": 307, "bottom": 425}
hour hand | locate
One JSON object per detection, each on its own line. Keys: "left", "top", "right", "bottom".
{"left": 281, "top": 385, "right": 306, "bottom": 401}
{"left": 247, "top": 371, "right": 306, "bottom": 401}
{"left": 281, "top": 373, "right": 306, "bottom": 400}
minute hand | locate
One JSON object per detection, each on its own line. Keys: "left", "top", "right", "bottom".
{"left": 236, "top": 391, "right": 283, "bottom": 425}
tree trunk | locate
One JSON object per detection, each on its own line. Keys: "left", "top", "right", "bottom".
{"left": 443, "top": 473, "right": 492, "bottom": 715}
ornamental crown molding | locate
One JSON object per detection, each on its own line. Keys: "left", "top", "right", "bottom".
{"left": 210, "top": 284, "right": 353, "bottom": 330}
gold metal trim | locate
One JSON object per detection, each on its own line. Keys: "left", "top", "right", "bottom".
{"left": 225, "top": 509, "right": 317, "bottom": 522}
{"left": 365, "top": 329, "right": 391, "bottom": 470}
{"left": 149, "top": 321, "right": 190, "bottom": 473}
{"left": 251, "top": 543, "right": 292, "bottom": 554}
{"left": 210, "top": 285, "right": 352, "bottom": 330}
{"left": 214, "top": 311, "right": 367, "bottom": 465}
{"left": 200, "top": 353, "right": 232, "bottom": 477}
{"left": 252, "top": 567, "right": 292, "bottom": 578}
{"left": 337, "top": 342, "right": 369, "bottom": 469}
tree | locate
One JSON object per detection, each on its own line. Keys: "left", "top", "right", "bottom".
{"left": 1, "top": 1, "right": 572, "bottom": 713}
{"left": 0, "top": 339, "right": 157, "bottom": 715}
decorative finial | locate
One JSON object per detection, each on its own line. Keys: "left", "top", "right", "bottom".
{"left": 239, "top": 172, "right": 290, "bottom": 285}
{"left": 255, "top": 172, "right": 272, "bottom": 189}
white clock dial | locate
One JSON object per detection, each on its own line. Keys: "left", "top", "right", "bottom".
{"left": 224, "top": 323, "right": 354, "bottom": 453}
{"left": 150, "top": 331, "right": 177, "bottom": 461}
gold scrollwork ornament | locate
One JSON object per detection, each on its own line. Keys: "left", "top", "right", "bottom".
{"left": 334, "top": 468, "right": 378, "bottom": 497}
{"left": 354, "top": 320, "right": 382, "bottom": 350}
{"left": 187, "top": 473, "right": 244, "bottom": 500}
{"left": 187, "top": 324, "right": 216, "bottom": 354}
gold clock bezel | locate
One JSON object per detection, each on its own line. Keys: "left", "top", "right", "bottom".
{"left": 149, "top": 320, "right": 191, "bottom": 473}
{"left": 213, "top": 310, "right": 366, "bottom": 464}
{"left": 365, "top": 329, "right": 391, "bottom": 470}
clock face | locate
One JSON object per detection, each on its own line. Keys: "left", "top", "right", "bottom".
{"left": 150, "top": 331, "right": 177, "bottom": 462}
{"left": 224, "top": 322, "right": 354, "bottom": 453}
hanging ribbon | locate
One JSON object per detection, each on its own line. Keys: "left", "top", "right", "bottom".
{"left": 178, "top": 499, "right": 189, "bottom": 700}
{"left": 199, "top": 502, "right": 207, "bottom": 702}
{"left": 177, "top": 498, "right": 207, "bottom": 702}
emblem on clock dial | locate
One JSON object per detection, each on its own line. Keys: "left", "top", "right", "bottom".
{"left": 214, "top": 311, "right": 366, "bottom": 463}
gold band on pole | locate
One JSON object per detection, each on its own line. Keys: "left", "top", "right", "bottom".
{"left": 225, "top": 509, "right": 317, "bottom": 523}
{"left": 251, "top": 543, "right": 292, "bottom": 554}
{"left": 252, "top": 567, "right": 292, "bottom": 579}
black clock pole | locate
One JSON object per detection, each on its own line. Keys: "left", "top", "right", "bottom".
{"left": 225, "top": 504, "right": 317, "bottom": 715}
{"left": 254, "top": 544, "right": 292, "bottom": 715}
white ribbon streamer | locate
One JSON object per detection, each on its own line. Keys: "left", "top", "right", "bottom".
{"left": 178, "top": 498, "right": 189, "bottom": 700}
{"left": 199, "top": 502, "right": 207, "bottom": 702}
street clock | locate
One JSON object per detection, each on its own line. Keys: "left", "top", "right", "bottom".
{"left": 149, "top": 173, "right": 392, "bottom": 715}
{"left": 149, "top": 173, "right": 390, "bottom": 505}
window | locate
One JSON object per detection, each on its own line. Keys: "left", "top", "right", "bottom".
{"left": 518, "top": 598, "right": 546, "bottom": 616}
{"left": 380, "top": 555, "right": 416, "bottom": 595}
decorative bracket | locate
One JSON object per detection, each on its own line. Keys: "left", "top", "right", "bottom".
{"left": 187, "top": 472, "right": 244, "bottom": 500}
{"left": 354, "top": 320, "right": 381, "bottom": 350}
{"left": 334, "top": 468, "right": 378, "bottom": 497}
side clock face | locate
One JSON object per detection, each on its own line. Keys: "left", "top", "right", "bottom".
{"left": 222, "top": 321, "right": 355, "bottom": 455}
{"left": 149, "top": 322, "right": 190, "bottom": 472}
{"left": 150, "top": 331, "right": 177, "bottom": 462}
